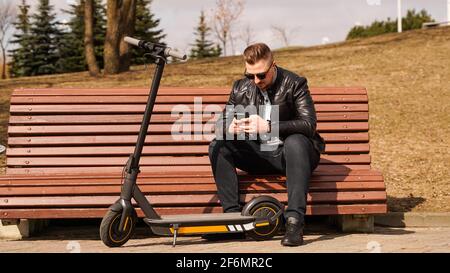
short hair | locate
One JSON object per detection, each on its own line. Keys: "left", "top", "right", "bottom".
{"left": 243, "top": 43, "right": 273, "bottom": 65}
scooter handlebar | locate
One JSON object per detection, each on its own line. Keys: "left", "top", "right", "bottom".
{"left": 124, "top": 36, "right": 187, "bottom": 60}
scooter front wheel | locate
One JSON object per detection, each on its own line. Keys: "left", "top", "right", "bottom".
{"left": 100, "top": 209, "right": 137, "bottom": 247}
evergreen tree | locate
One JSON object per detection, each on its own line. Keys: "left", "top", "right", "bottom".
{"left": 132, "top": 0, "right": 166, "bottom": 64}
{"left": 8, "top": 0, "right": 34, "bottom": 77}
{"left": 403, "top": 9, "right": 433, "bottom": 30}
{"left": 57, "top": 0, "right": 85, "bottom": 73}
{"left": 347, "top": 9, "right": 434, "bottom": 40}
{"left": 56, "top": 0, "right": 105, "bottom": 73}
{"left": 190, "top": 10, "right": 221, "bottom": 59}
{"left": 28, "top": 0, "right": 61, "bottom": 75}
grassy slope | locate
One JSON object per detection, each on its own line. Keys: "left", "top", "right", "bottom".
{"left": 0, "top": 26, "right": 449, "bottom": 212}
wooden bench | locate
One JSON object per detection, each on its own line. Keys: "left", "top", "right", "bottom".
{"left": 0, "top": 87, "right": 387, "bottom": 233}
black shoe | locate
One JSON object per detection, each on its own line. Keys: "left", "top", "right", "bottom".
{"left": 201, "top": 232, "right": 246, "bottom": 241}
{"left": 280, "top": 217, "right": 304, "bottom": 247}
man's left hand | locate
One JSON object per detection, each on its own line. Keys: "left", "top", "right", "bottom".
{"left": 239, "top": 114, "right": 270, "bottom": 134}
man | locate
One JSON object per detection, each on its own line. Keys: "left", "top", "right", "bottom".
{"left": 208, "top": 43, "right": 325, "bottom": 246}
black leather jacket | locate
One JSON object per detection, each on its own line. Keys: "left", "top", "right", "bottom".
{"left": 215, "top": 66, "right": 326, "bottom": 154}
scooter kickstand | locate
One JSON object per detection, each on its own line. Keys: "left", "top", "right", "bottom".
{"left": 172, "top": 224, "right": 179, "bottom": 247}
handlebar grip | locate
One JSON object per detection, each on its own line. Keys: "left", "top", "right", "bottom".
{"left": 124, "top": 36, "right": 140, "bottom": 47}
{"left": 164, "top": 47, "right": 187, "bottom": 60}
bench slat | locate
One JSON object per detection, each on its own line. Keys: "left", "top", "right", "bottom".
{"left": 12, "top": 87, "right": 368, "bottom": 96}
{"left": 0, "top": 182, "right": 386, "bottom": 196}
{"left": 8, "top": 132, "right": 369, "bottom": 146}
{"left": 6, "top": 154, "right": 371, "bottom": 167}
{"left": 8, "top": 122, "right": 369, "bottom": 135}
{"left": 5, "top": 164, "right": 373, "bottom": 175}
{"left": 10, "top": 94, "right": 368, "bottom": 104}
{"left": 9, "top": 103, "right": 369, "bottom": 114}
{"left": 6, "top": 143, "right": 370, "bottom": 156}
{"left": 0, "top": 191, "right": 387, "bottom": 207}
{"left": 0, "top": 203, "right": 387, "bottom": 219}
{"left": 8, "top": 112, "right": 369, "bottom": 124}
{"left": 0, "top": 174, "right": 383, "bottom": 186}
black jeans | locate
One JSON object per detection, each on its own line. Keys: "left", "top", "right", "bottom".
{"left": 208, "top": 133, "right": 321, "bottom": 224}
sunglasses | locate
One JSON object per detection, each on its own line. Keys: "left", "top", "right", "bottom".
{"left": 244, "top": 63, "right": 274, "bottom": 80}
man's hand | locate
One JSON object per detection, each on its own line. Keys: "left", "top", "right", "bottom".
{"left": 239, "top": 114, "right": 270, "bottom": 134}
{"left": 227, "top": 117, "right": 245, "bottom": 134}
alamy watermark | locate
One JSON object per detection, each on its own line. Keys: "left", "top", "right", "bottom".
{"left": 66, "top": 240, "right": 81, "bottom": 253}
{"left": 366, "top": 0, "right": 381, "bottom": 6}
{"left": 366, "top": 240, "right": 382, "bottom": 253}
{"left": 170, "top": 98, "right": 281, "bottom": 151}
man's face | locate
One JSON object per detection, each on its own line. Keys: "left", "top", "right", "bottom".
{"left": 245, "top": 59, "right": 275, "bottom": 91}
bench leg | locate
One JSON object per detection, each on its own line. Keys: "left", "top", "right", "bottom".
{"left": 328, "top": 215, "right": 375, "bottom": 233}
{"left": 0, "top": 219, "right": 49, "bottom": 240}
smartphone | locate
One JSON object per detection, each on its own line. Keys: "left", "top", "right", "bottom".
{"left": 234, "top": 112, "right": 249, "bottom": 120}
{"left": 234, "top": 112, "right": 249, "bottom": 139}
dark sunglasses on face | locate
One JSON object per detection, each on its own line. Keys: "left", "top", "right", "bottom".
{"left": 244, "top": 63, "right": 273, "bottom": 80}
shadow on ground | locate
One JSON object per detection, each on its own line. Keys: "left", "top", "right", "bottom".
{"left": 387, "top": 195, "right": 426, "bottom": 212}
{"left": 19, "top": 215, "right": 416, "bottom": 249}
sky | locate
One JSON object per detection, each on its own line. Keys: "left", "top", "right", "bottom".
{"left": 6, "top": 0, "right": 450, "bottom": 55}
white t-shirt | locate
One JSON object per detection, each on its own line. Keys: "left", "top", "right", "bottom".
{"left": 259, "top": 89, "right": 284, "bottom": 147}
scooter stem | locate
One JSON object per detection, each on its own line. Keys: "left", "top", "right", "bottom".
{"left": 118, "top": 55, "right": 166, "bottom": 231}
{"left": 131, "top": 56, "right": 166, "bottom": 173}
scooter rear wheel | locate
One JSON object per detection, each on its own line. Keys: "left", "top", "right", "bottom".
{"left": 242, "top": 199, "right": 284, "bottom": 241}
{"left": 100, "top": 209, "right": 137, "bottom": 247}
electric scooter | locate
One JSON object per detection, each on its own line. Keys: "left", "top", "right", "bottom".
{"left": 99, "top": 37, "right": 285, "bottom": 247}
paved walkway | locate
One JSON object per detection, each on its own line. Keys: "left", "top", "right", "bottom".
{"left": 1, "top": 224, "right": 449, "bottom": 253}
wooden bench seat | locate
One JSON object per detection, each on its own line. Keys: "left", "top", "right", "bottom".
{"left": 0, "top": 87, "right": 387, "bottom": 227}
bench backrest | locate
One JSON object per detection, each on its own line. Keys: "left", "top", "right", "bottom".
{"left": 6, "top": 87, "right": 371, "bottom": 176}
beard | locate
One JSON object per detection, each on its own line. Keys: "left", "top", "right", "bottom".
{"left": 256, "top": 82, "right": 269, "bottom": 90}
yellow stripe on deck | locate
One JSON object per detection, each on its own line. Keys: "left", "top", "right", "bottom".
{"left": 170, "top": 225, "right": 229, "bottom": 234}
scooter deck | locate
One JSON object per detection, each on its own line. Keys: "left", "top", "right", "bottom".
{"left": 144, "top": 212, "right": 257, "bottom": 227}
{"left": 144, "top": 212, "right": 269, "bottom": 237}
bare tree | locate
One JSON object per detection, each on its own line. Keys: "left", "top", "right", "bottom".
{"left": 104, "top": 0, "right": 136, "bottom": 75}
{"left": 0, "top": 1, "right": 16, "bottom": 79}
{"left": 270, "top": 25, "right": 300, "bottom": 47}
{"left": 239, "top": 24, "right": 255, "bottom": 47}
{"left": 84, "top": 0, "right": 100, "bottom": 76}
{"left": 229, "top": 33, "right": 236, "bottom": 55}
{"left": 211, "top": 0, "right": 244, "bottom": 56}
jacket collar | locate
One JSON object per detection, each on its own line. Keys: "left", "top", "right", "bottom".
{"left": 266, "top": 65, "right": 283, "bottom": 95}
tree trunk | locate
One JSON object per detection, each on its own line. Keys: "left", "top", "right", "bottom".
{"left": 221, "top": 30, "right": 227, "bottom": 57}
{"left": 229, "top": 34, "right": 235, "bottom": 56}
{"left": 119, "top": 0, "right": 136, "bottom": 72}
{"left": 104, "top": 0, "right": 136, "bottom": 75}
{"left": 104, "top": 0, "right": 122, "bottom": 75}
{"left": 84, "top": 0, "right": 100, "bottom": 76}
{"left": 1, "top": 44, "right": 6, "bottom": 79}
